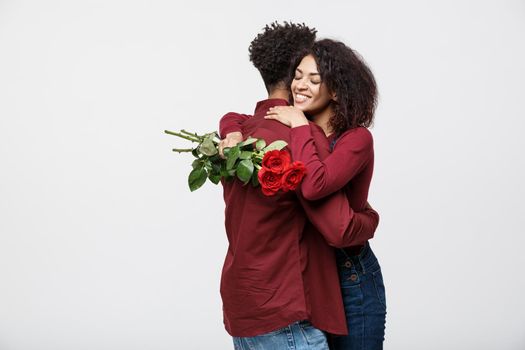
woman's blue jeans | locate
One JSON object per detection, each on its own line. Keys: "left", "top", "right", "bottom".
{"left": 330, "top": 242, "right": 387, "bottom": 350}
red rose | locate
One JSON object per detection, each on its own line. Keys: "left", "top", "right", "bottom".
{"left": 262, "top": 150, "right": 291, "bottom": 174}
{"left": 257, "top": 168, "right": 282, "bottom": 196}
{"left": 281, "top": 161, "right": 307, "bottom": 192}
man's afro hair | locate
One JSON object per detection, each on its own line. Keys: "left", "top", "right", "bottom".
{"left": 249, "top": 21, "right": 317, "bottom": 90}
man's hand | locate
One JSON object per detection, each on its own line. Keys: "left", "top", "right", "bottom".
{"left": 219, "top": 132, "right": 243, "bottom": 159}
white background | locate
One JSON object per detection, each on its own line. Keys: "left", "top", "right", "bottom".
{"left": 1, "top": 0, "right": 524, "bottom": 349}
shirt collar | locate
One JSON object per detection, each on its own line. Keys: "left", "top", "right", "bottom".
{"left": 254, "top": 98, "right": 289, "bottom": 114}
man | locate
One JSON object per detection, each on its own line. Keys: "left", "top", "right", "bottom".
{"left": 218, "top": 22, "right": 379, "bottom": 350}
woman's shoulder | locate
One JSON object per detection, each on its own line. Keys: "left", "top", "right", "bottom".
{"left": 334, "top": 126, "right": 374, "bottom": 151}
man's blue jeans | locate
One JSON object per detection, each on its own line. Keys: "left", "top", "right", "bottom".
{"left": 330, "top": 242, "right": 387, "bottom": 349}
{"left": 233, "top": 320, "right": 329, "bottom": 350}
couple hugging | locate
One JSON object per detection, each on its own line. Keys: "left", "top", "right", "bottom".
{"left": 216, "top": 22, "right": 386, "bottom": 350}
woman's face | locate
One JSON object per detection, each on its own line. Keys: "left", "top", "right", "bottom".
{"left": 291, "top": 54, "right": 334, "bottom": 115}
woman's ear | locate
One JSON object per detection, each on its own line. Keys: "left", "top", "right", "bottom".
{"left": 332, "top": 92, "right": 338, "bottom": 102}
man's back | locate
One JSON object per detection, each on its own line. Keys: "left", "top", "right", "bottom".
{"left": 221, "top": 99, "right": 313, "bottom": 337}
{"left": 220, "top": 98, "right": 379, "bottom": 337}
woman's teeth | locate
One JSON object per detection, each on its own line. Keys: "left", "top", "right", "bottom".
{"left": 296, "top": 94, "right": 310, "bottom": 102}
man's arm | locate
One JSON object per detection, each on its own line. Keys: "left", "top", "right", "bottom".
{"left": 219, "top": 112, "right": 249, "bottom": 138}
{"left": 218, "top": 112, "right": 250, "bottom": 158}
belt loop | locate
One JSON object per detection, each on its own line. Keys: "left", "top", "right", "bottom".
{"left": 360, "top": 242, "right": 369, "bottom": 274}
{"left": 360, "top": 256, "right": 366, "bottom": 275}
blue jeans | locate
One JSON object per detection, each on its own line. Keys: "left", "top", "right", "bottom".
{"left": 233, "top": 320, "right": 329, "bottom": 350}
{"left": 330, "top": 242, "right": 387, "bottom": 350}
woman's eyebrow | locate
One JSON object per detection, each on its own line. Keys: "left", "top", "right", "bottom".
{"left": 296, "top": 68, "right": 320, "bottom": 76}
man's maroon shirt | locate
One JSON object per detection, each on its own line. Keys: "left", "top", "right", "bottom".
{"left": 220, "top": 99, "right": 379, "bottom": 337}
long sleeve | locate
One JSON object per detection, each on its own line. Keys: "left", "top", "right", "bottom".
{"left": 219, "top": 112, "right": 250, "bottom": 138}
{"left": 299, "top": 194, "right": 379, "bottom": 248}
{"left": 294, "top": 124, "right": 378, "bottom": 248}
{"left": 290, "top": 125, "right": 373, "bottom": 201}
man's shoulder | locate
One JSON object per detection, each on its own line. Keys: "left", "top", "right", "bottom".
{"left": 245, "top": 117, "right": 291, "bottom": 140}
{"left": 220, "top": 111, "right": 252, "bottom": 120}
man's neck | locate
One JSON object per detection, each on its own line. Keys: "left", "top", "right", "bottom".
{"left": 267, "top": 88, "right": 289, "bottom": 101}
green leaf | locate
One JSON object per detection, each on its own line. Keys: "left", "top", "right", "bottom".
{"left": 236, "top": 159, "right": 254, "bottom": 184}
{"left": 208, "top": 173, "right": 221, "bottom": 185}
{"left": 255, "top": 139, "right": 266, "bottom": 151}
{"left": 199, "top": 138, "right": 218, "bottom": 156}
{"left": 226, "top": 146, "right": 240, "bottom": 170}
{"left": 251, "top": 169, "right": 260, "bottom": 187}
{"left": 239, "top": 151, "right": 252, "bottom": 160}
{"left": 264, "top": 140, "right": 288, "bottom": 151}
{"left": 191, "top": 148, "right": 200, "bottom": 158}
{"left": 204, "top": 159, "right": 213, "bottom": 172}
{"left": 219, "top": 161, "right": 228, "bottom": 177}
{"left": 191, "top": 159, "right": 202, "bottom": 169}
{"left": 210, "top": 132, "right": 221, "bottom": 144}
{"left": 238, "top": 137, "right": 257, "bottom": 147}
{"left": 210, "top": 159, "right": 221, "bottom": 173}
{"left": 188, "top": 168, "right": 208, "bottom": 192}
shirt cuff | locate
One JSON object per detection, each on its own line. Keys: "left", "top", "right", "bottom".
{"left": 220, "top": 126, "right": 243, "bottom": 139}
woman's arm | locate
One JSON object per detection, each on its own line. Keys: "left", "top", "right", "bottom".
{"left": 294, "top": 120, "right": 378, "bottom": 247}
{"left": 265, "top": 106, "right": 373, "bottom": 201}
{"left": 300, "top": 193, "right": 379, "bottom": 248}
{"left": 290, "top": 125, "right": 373, "bottom": 200}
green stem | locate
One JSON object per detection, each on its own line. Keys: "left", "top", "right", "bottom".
{"left": 172, "top": 148, "right": 194, "bottom": 153}
{"left": 164, "top": 130, "right": 201, "bottom": 142}
{"left": 181, "top": 129, "right": 204, "bottom": 141}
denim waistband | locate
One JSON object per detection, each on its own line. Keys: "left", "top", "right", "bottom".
{"left": 335, "top": 241, "right": 378, "bottom": 274}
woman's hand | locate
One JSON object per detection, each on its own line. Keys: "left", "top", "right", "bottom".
{"left": 265, "top": 106, "right": 309, "bottom": 128}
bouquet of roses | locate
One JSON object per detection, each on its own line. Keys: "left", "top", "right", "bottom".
{"left": 164, "top": 129, "right": 306, "bottom": 196}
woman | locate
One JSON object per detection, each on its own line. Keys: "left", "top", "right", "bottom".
{"left": 220, "top": 39, "right": 386, "bottom": 349}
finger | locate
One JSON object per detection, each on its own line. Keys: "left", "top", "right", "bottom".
{"left": 219, "top": 140, "right": 226, "bottom": 159}
{"left": 265, "top": 115, "right": 286, "bottom": 124}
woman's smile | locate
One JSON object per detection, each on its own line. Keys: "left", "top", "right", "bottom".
{"left": 291, "top": 54, "right": 333, "bottom": 114}
{"left": 294, "top": 93, "right": 311, "bottom": 104}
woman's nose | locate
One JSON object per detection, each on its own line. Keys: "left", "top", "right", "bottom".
{"left": 297, "top": 79, "right": 308, "bottom": 90}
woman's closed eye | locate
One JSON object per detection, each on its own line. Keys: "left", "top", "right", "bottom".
{"left": 294, "top": 76, "right": 321, "bottom": 85}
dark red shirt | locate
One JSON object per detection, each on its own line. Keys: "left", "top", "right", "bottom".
{"left": 219, "top": 99, "right": 379, "bottom": 337}
{"left": 220, "top": 109, "right": 375, "bottom": 253}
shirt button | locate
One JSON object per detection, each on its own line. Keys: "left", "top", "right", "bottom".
{"left": 344, "top": 261, "right": 352, "bottom": 268}
{"left": 348, "top": 274, "right": 358, "bottom": 281}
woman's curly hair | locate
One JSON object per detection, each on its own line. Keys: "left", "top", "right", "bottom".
{"left": 249, "top": 22, "right": 317, "bottom": 92}
{"left": 289, "top": 39, "right": 378, "bottom": 132}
